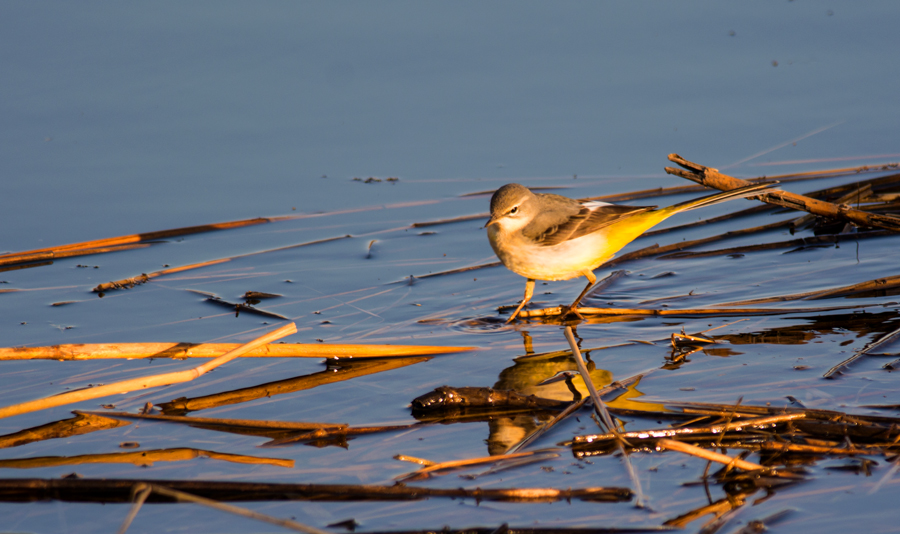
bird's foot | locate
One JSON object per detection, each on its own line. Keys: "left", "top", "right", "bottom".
{"left": 558, "top": 304, "right": 584, "bottom": 320}
{"left": 505, "top": 302, "right": 528, "bottom": 323}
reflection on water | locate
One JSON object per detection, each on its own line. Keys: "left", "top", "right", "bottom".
{"left": 485, "top": 332, "right": 613, "bottom": 454}
{"left": 719, "top": 311, "right": 900, "bottom": 346}
{"left": 495, "top": 354, "right": 611, "bottom": 403}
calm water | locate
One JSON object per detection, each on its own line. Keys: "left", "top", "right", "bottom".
{"left": 2, "top": 3, "right": 900, "bottom": 533}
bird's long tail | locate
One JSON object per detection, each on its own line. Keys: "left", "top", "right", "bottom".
{"left": 588, "top": 181, "right": 776, "bottom": 269}
{"left": 599, "top": 181, "right": 776, "bottom": 255}
{"left": 663, "top": 182, "right": 776, "bottom": 215}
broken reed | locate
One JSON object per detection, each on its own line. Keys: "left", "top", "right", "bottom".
{"left": 0, "top": 323, "right": 298, "bottom": 420}
{"left": 666, "top": 154, "right": 900, "bottom": 232}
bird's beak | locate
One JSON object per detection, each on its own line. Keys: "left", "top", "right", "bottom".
{"left": 485, "top": 215, "right": 500, "bottom": 228}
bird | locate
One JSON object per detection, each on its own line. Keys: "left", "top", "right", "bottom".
{"left": 485, "top": 182, "right": 774, "bottom": 322}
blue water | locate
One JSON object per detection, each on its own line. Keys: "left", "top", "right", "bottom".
{"left": 3, "top": 2, "right": 899, "bottom": 251}
{"left": 3, "top": 3, "right": 900, "bottom": 533}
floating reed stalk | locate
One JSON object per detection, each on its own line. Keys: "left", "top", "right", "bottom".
{"left": 93, "top": 235, "right": 351, "bottom": 293}
{"left": 77, "top": 411, "right": 345, "bottom": 434}
{"left": 571, "top": 413, "right": 805, "bottom": 446}
{"left": 0, "top": 243, "right": 153, "bottom": 268}
{"left": 0, "top": 448, "right": 294, "bottom": 469}
{"left": 656, "top": 438, "right": 765, "bottom": 471}
{"left": 791, "top": 183, "right": 873, "bottom": 230}
{"left": 515, "top": 304, "right": 871, "bottom": 319}
{"left": 0, "top": 218, "right": 274, "bottom": 268}
{"left": 157, "top": 357, "right": 428, "bottom": 414}
{"left": 0, "top": 342, "right": 474, "bottom": 361}
{"left": 0, "top": 412, "right": 129, "bottom": 449}
{"left": 0, "top": 323, "right": 297, "bottom": 420}
{"left": 395, "top": 450, "right": 561, "bottom": 482}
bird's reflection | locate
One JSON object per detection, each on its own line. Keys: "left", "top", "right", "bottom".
{"left": 485, "top": 328, "right": 613, "bottom": 454}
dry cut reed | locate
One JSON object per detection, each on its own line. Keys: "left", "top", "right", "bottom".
{"left": 0, "top": 323, "right": 297, "bottom": 420}
{"left": 0, "top": 341, "right": 474, "bottom": 361}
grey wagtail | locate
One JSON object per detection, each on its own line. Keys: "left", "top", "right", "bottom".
{"left": 486, "top": 182, "right": 774, "bottom": 322}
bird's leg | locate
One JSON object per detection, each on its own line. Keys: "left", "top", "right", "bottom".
{"left": 563, "top": 373, "right": 583, "bottom": 402}
{"left": 520, "top": 330, "right": 534, "bottom": 354}
{"left": 506, "top": 279, "right": 535, "bottom": 323}
{"left": 562, "top": 270, "right": 597, "bottom": 319}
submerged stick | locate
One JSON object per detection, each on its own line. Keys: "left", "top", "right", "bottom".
{"left": 1, "top": 196, "right": 451, "bottom": 268}
{"left": 720, "top": 273, "right": 900, "bottom": 306}
{"left": 92, "top": 235, "right": 351, "bottom": 293}
{"left": 0, "top": 478, "right": 634, "bottom": 503}
{"left": 666, "top": 154, "right": 900, "bottom": 232}
{"left": 507, "top": 398, "right": 590, "bottom": 455}
{"left": 657, "top": 229, "right": 892, "bottom": 260}
{"left": 0, "top": 342, "right": 474, "bottom": 361}
{"left": 507, "top": 374, "right": 645, "bottom": 454}
{"left": 641, "top": 204, "right": 776, "bottom": 238}
{"left": 123, "top": 483, "right": 331, "bottom": 534}
{"left": 582, "top": 269, "right": 628, "bottom": 301}
{"left": 604, "top": 219, "right": 795, "bottom": 267}
{"left": 823, "top": 325, "right": 900, "bottom": 379}
{"left": 412, "top": 261, "right": 502, "bottom": 280}
{"left": 117, "top": 485, "right": 151, "bottom": 534}
{"left": 563, "top": 329, "right": 616, "bottom": 433}
{"left": 564, "top": 327, "right": 644, "bottom": 508}
{"left": 412, "top": 213, "right": 489, "bottom": 228}
{"left": 0, "top": 323, "right": 297, "bottom": 420}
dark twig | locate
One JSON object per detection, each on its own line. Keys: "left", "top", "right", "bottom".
{"left": 665, "top": 154, "right": 900, "bottom": 232}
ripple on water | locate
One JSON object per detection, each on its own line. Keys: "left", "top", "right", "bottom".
{"left": 449, "top": 316, "right": 512, "bottom": 333}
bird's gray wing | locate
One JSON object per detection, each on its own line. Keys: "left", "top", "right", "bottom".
{"left": 525, "top": 198, "right": 656, "bottom": 246}
{"left": 519, "top": 194, "right": 585, "bottom": 244}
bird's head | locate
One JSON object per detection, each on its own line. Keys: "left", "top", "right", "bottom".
{"left": 486, "top": 183, "right": 536, "bottom": 231}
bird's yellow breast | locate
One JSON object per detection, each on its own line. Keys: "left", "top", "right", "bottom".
{"left": 488, "top": 225, "right": 615, "bottom": 281}
{"left": 488, "top": 210, "right": 667, "bottom": 281}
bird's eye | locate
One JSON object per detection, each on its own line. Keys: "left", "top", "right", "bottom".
{"left": 510, "top": 206, "right": 518, "bottom": 215}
